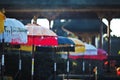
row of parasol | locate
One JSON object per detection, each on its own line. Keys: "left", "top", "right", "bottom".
{"left": 18, "top": 23, "right": 86, "bottom": 80}
{"left": 0, "top": 12, "right": 107, "bottom": 80}
{"left": 0, "top": 17, "right": 86, "bottom": 80}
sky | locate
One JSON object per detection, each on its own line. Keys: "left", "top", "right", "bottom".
{"left": 110, "top": 19, "right": 120, "bottom": 37}
{"left": 103, "top": 18, "right": 120, "bottom": 37}
{"left": 37, "top": 18, "right": 120, "bottom": 37}
{"left": 37, "top": 18, "right": 50, "bottom": 29}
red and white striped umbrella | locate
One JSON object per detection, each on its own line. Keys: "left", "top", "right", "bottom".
{"left": 22, "top": 23, "right": 58, "bottom": 47}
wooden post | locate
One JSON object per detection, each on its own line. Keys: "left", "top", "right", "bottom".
{"left": 99, "top": 19, "right": 103, "bottom": 49}
{"left": 107, "top": 18, "right": 112, "bottom": 72}
{"left": 97, "top": 13, "right": 104, "bottom": 49}
{"left": 33, "top": 16, "right": 38, "bottom": 24}
{"left": 48, "top": 19, "right": 52, "bottom": 30}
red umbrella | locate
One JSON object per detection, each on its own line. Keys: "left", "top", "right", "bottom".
{"left": 21, "top": 23, "right": 58, "bottom": 51}
{"left": 21, "top": 23, "right": 58, "bottom": 80}
{"left": 24, "top": 23, "right": 58, "bottom": 46}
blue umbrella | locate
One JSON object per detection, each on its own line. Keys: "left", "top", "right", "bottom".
{"left": 58, "top": 36, "right": 74, "bottom": 45}
{"left": 57, "top": 36, "right": 75, "bottom": 79}
{"left": 57, "top": 36, "right": 75, "bottom": 52}
{"left": 36, "top": 36, "right": 75, "bottom": 79}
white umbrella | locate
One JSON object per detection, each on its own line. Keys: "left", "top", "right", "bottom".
{"left": 84, "top": 43, "right": 97, "bottom": 55}
{"left": 0, "top": 18, "right": 27, "bottom": 80}
{"left": 0, "top": 18, "right": 27, "bottom": 44}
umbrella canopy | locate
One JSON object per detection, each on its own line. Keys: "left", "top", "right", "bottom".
{"left": 70, "top": 43, "right": 97, "bottom": 56}
{"left": 36, "top": 36, "right": 75, "bottom": 52}
{"left": 26, "top": 23, "right": 57, "bottom": 46}
{"left": 0, "top": 12, "right": 6, "bottom": 34}
{"left": 21, "top": 23, "right": 58, "bottom": 51}
{"left": 84, "top": 43, "right": 97, "bottom": 55}
{"left": 26, "top": 23, "right": 56, "bottom": 36}
{"left": 20, "top": 23, "right": 58, "bottom": 80}
{"left": 56, "top": 36, "right": 75, "bottom": 52}
{"left": 83, "top": 49, "right": 108, "bottom": 60}
{"left": 69, "top": 37, "right": 85, "bottom": 53}
{"left": 70, "top": 47, "right": 107, "bottom": 60}
{"left": 58, "top": 36, "right": 74, "bottom": 46}
{"left": 0, "top": 18, "right": 27, "bottom": 44}
{"left": 0, "top": 18, "right": 28, "bottom": 80}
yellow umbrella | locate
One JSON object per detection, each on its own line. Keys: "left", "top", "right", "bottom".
{"left": 68, "top": 37, "right": 85, "bottom": 53}
{"left": 0, "top": 11, "right": 5, "bottom": 34}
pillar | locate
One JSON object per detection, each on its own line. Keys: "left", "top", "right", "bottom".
{"left": 97, "top": 13, "right": 104, "bottom": 49}
{"left": 106, "top": 17, "right": 112, "bottom": 72}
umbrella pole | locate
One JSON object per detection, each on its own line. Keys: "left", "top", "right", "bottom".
{"left": 53, "top": 47, "right": 57, "bottom": 80}
{"left": 67, "top": 50, "right": 70, "bottom": 80}
{"left": 1, "top": 38, "right": 4, "bottom": 80}
{"left": 31, "top": 29, "right": 35, "bottom": 80}
{"left": 14, "top": 48, "right": 22, "bottom": 80}
{"left": 18, "top": 48, "right": 22, "bottom": 80}
{"left": 31, "top": 44, "right": 35, "bottom": 80}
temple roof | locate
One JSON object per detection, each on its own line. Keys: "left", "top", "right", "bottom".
{"left": 1, "top": 0, "right": 120, "bottom": 19}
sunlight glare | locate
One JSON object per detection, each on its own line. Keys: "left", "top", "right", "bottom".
{"left": 37, "top": 18, "right": 49, "bottom": 29}
{"left": 111, "top": 19, "right": 120, "bottom": 37}
{"left": 102, "top": 18, "right": 120, "bottom": 37}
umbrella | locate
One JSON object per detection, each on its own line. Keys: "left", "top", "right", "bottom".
{"left": 36, "top": 36, "right": 85, "bottom": 79}
{"left": 56, "top": 36, "right": 74, "bottom": 79}
{"left": 69, "top": 44, "right": 107, "bottom": 60}
{"left": 56, "top": 37, "right": 85, "bottom": 79}
{"left": 84, "top": 43, "right": 97, "bottom": 55}
{"left": 21, "top": 23, "right": 58, "bottom": 80}
{"left": 0, "top": 18, "right": 27, "bottom": 80}
{"left": 58, "top": 36, "right": 74, "bottom": 46}
{"left": 0, "top": 11, "right": 5, "bottom": 80}
{"left": 0, "top": 18, "right": 27, "bottom": 44}
{"left": 21, "top": 23, "right": 58, "bottom": 51}
{"left": 70, "top": 43, "right": 97, "bottom": 56}
{"left": 36, "top": 36, "right": 74, "bottom": 52}
{"left": 69, "top": 44, "right": 107, "bottom": 74}
{"left": 36, "top": 36, "right": 75, "bottom": 79}
{"left": 54, "top": 36, "right": 74, "bottom": 80}
{"left": 57, "top": 36, "right": 75, "bottom": 51}
{"left": 96, "top": 48, "right": 108, "bottom": 60}
{"left": 81, "top": 49, "right": 107, "bottom": 60}
{"left": 68, "top": 37, "right": 85, "bottom": 53}
{"left": 0, "top": 11, "right": 5, "bottom": 34}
